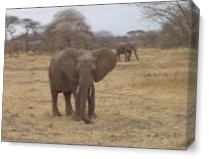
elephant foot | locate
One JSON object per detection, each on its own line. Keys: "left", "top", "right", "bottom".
{"left": 85, "top": 120, "right": 93, "bottom": 124}
{"left": 83, "top": 119, "right": 93, "bottom": 124}
{"left": 72, "top": 113, "right": 81, "bottom": 121}
{"left": 66, "top": 110, "right": 74, "bottom": 116}
{"left": 89, "top": 113, "right": 97, "bottom": 119}
{"left": 82, "top": 115, "right": 93, "bottom": 124}
{"left": 53, "top": 111, "right": 61, "bottom": 117}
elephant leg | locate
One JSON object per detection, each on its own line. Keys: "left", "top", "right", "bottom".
{"left": 72, "top": 91, "right": 81, "bottom": 121}
{"left": 128, "top": 51, "right": 131, "bottom": 61}
{"left": 134, "top": 49, "right": 139, "bottom": 61}
{"left": 63, "top": 92, "right": 73, "bottom": 116}
{"left": 88, "top": 84, "right": 96, "bottom": 119}
{"left": 51, "top": 89, "right": 61, "bottom": 116}
{"left": 125, "top": 52, "right": 128, "bottom": 61}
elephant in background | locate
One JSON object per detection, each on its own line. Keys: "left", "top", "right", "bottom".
{"left": 48, "top": 48, "right": 116, "bottom": 124}
{"left": 116, "top": 43, "right": 139, "bottom": 62}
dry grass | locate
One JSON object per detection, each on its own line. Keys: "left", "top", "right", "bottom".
{"left": 1, "top": 48, "right": 192, "bottom": 149}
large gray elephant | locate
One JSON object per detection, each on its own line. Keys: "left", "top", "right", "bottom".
{"left": 48, "top": 48, "right": 117, "bottom": 124}
{"left": 116, "top": 43, "right": 139, "bottom": 62}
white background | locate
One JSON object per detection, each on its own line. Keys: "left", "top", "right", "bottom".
{"left": 0, "top": 0, "right": 208, "bottom": 158}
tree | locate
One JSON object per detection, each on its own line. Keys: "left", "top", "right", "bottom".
{"left": 19, "top": 18, "right": 41, "bottom": 52}
{"left": 127, "top": 29, "right": 160, "bottom": 48}
{"left": 127, "top": 30, "right": 145, "bottom": 38}
{"left": 5, "top": 15, "right": 19, "bottom": 40}
{"left": 94, "top": 31, "right": 116, "bottom": 48}
{"left": 139, "top": 0, "right": 199, "bottom": 48}
{"left": 45, "top": 8, "right": 93, "bottom": 50}
{"left": 20, "top": 18, "right": 41, "bottom": 34}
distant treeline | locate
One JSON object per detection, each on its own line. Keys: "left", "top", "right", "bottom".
{"left": 5, "top": 1, "right": 199, "bottom": 55}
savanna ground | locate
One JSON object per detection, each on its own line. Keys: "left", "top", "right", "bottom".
{"left": 1, "top": 48, "right": 195, "bottom": 149}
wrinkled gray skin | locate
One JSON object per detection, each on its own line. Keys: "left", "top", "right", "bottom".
{"left": 116, "top": 43, "right": 139, "bottom": 62}
{"left": 48, "top": 48, "right": 117, "bottom": 124}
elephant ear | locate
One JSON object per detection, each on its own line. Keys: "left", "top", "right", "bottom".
{"left": 92, "top": 48, "right": 117, "bottom": 82}
{"left": 59, "top": 48, "right": 78, "bottom": 82}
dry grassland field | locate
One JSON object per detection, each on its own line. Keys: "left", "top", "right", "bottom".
{"left": 1, "top": 48, "right": 195, "bottom": 149}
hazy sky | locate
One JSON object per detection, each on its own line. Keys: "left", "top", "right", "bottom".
{"left": 6, "top": 3, "right": 161, "bottom": 36}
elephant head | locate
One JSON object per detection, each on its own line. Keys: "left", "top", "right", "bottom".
{"left": 58, "top": 48, "right": 116, "bottom": 123}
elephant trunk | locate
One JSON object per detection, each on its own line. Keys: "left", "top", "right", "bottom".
{"left": 78, "top": 85, "right": 92, "bottom": 124}
{"left": 78, "top": 70, "right": 92, "bottom": 124}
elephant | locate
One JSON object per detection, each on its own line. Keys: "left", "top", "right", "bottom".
{"left": 116, "top": 43, "right": 139, "bottom": 62}
{"left": 48, "top": 47, "right": 117, "bottom": 124}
